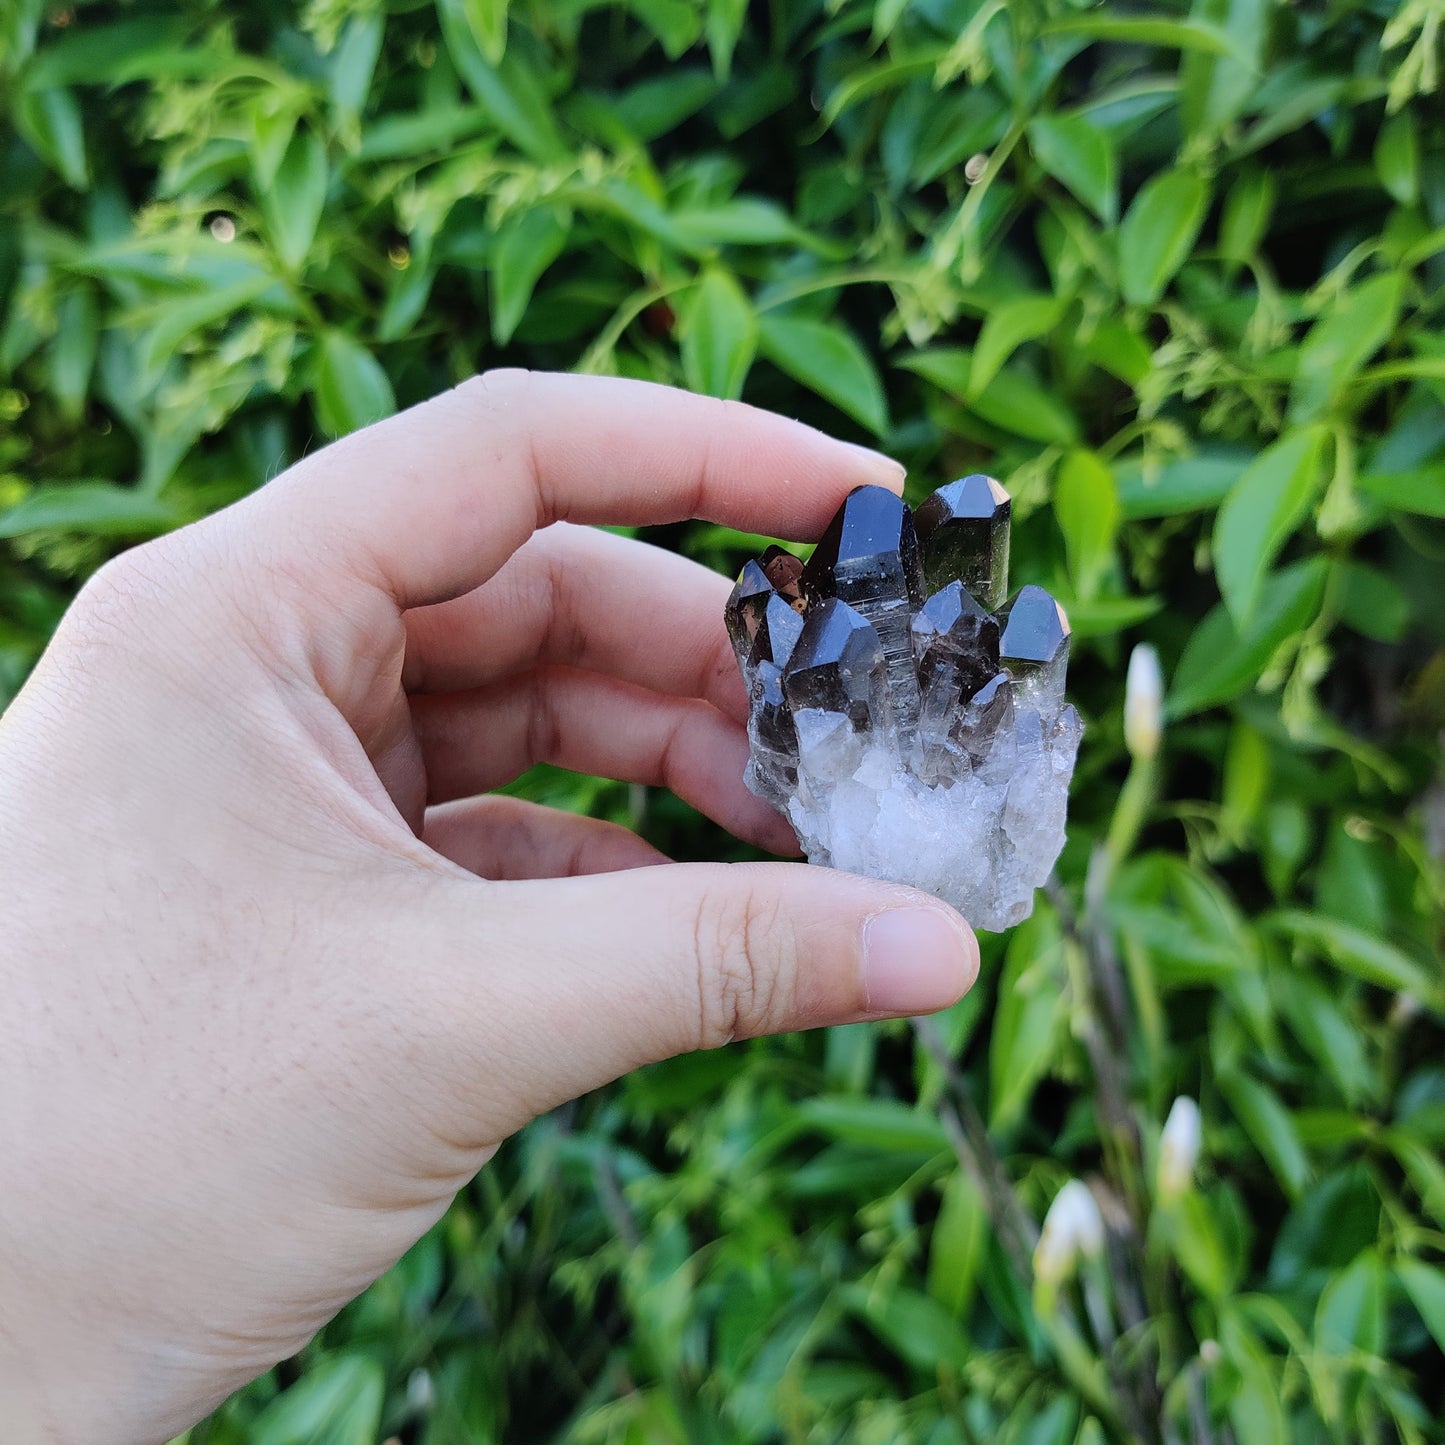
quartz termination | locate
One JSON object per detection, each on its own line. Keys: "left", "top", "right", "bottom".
{"left": 726, "top": 477, "right": 1081, "bottom": 931}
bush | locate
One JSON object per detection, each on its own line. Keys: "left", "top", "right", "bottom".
{"left": 4, "top": 0, "right": 1445, "bottom": 1440}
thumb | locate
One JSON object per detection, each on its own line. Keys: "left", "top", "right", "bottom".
{"left": 411, "top": 862, "right": 979, "bottom": 1140}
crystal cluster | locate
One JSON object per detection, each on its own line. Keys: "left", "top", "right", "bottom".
{"left": 725, "top": 477, "right": 1081, "bottom": 931}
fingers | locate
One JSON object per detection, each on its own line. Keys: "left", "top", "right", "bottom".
{"left": 404, "top": 863, "right": 979, "bottom": 1141}
{"left": 410, "top": 666, "right": 799, "bottom": 855}
{"left": 424, "top": 795, "right": 667, "bottom": 879}
{"left": 402, "top": 523, "right": 745, "bottom": 720}
{"left": 243, "top": 370, "right": 905, "bottom": 608}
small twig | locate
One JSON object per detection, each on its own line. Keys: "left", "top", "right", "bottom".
{"left": 912, "top": 1016, "right": 1038, "bottom": 1270}
{"left": 912, "top": 1018, "right": 1129, "bottom": 1439}
{"left": 594, "top": 1154, "right": 641, "bottom": 1251}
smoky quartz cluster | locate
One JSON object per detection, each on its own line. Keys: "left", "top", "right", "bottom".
{"left": 725, "top": 476, "right": 1081, "bottom": 931}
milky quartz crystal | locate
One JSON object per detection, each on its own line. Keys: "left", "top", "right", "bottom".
{"left": 725, "top": 477, "right": 1081, "bottom": 931}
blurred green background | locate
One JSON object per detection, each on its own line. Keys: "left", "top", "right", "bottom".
{"left": 4, "top": 0, "right": 1445, "bottom": 1440}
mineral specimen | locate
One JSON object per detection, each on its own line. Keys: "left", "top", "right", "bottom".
{"left": 725, "top": 479, "right": 1081, "bottom": 931}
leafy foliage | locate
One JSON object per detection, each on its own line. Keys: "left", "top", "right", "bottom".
{"left": 4, "top": 0, "right": 1445, "bottom": 1440}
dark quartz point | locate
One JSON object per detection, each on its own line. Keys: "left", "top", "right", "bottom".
{"left": 911, "top": 581, "right": 1001, "bottom": 706}
{"left": 724, "top": 559, "right": 774, "bottom": 667}
{"left": 801, "top": 484, "right": 925, "bottom": 732}
{"left": 748, "top": 660, "right": 798, "bottom": 778}
{"left": 748, "top": 591, "right": 806, "bottom": 671}
{"left": 800, "top": 485, "right": 925, "bottom": 611}
{"left": 783, "top": 598, "right": 888, "bottom": 732}
{"left": 999, "top": 583, "right": 1071, "bottom": 709}
{"left": 957, "top": 671, "right": 1014, "bottom": 761}
{"left": 914, "top": 474, "right": 1011, "bottom": 610}
{"left": 759, "top": 545, "right": 806, "bottom": 609}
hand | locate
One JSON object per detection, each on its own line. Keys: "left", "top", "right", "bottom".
{"left": 0, "top": 371, "right": 978, "bottom": 1443}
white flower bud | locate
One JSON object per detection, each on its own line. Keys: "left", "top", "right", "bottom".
{"left": 1123, "top": 643, "right": 1164, "bottom": 761}
{"left": 406, "top": 1368, "right": 435, "bottom": 1413}
{"left": 1157, "top": 1096, "right": 1202, "bottom": 1202}
{"left": 1033, "top": 1179, "right": 1105, "bottom": 1284}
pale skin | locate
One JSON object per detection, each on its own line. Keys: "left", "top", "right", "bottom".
{"left": 0, "top": 371, "right": 978, "bottom": 1444}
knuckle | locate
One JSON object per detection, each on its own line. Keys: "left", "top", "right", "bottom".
{"left": 541, "top": 545, "right": 587, "bottom": 666}
{"left": 450, "top": 367, "right": 534, "bottom": 412}
{"left": 522, "top": 670, "right": 563, "bottom": 767}
{"left": 63, "top": 540, "right": 180, "bottom": 649}
{"left": 692, "top": 882, "right": 787, "bottom": 1049}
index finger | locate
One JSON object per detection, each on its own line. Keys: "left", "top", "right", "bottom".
{"left": 242, "top": 370, "right": 905, "bottom": 608}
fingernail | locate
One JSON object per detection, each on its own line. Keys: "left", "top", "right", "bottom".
{"left": 840, "top": 441, "right": 906, "bottom": 487}
{"left": 862, "top": 908, "right": 978, "bottom": 1016}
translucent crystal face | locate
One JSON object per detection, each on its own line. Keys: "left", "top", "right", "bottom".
{"left": 914, "top": 473, "right": 1011, "bottom": 611}
{"left": 724, "top": 476, "right": 1081, "bottom": 931}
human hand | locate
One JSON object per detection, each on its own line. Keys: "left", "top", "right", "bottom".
{"left": 0, "top": 371, "right": 978, "bottom": 1443}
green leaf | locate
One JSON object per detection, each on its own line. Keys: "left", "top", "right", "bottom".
{"left": 1053, "top": 449, "right": 1118, "bottom": 599}
{"left": 329, "top": 13, "right": 384, "bottom": 120}
{"left": 357, "top": 106, "right": 495, "bottom": 162}
{"left": 1027, "top": 116, "right": 1117, "bottom": 223}
{"left": 1356, "top": 463, "right": 1445, "bottom": 517}
{"left": 1165, "top": 1191, "right": 1233, "bottom": 1298}
{"left": 670, "top": 198, "right": 821, "bottom": 251}
{"left": 1385, "top": 1130, "right": 1445, "bottom": 1227}
{"left": 1116, "top": 448, "right": 1249, "bottom": 518}
{"left": 795, "top": 1097, "right": 948, "bottom": 1155}
{"left": 312, "top": 330, "right": 396, "bottom": 436}
{"left": 1169, "top": 557, "right": 1326, "bottom": 716}
{"left": 1017, "top": 1396, "right": 1079, "bottom": 1445}
{"left": 757, "top": 313, "right": 887, "bottom": 435}
{"left": 816, "top": 48, "right": 947, "bottom": 129}
{"left": 904, "top": 352, "right": 1080, "bottom": 446}
{"left": 1040, "top": 15, "right": 1239, "bottom": 55}
{"left": 490, "top": 206, "right": 570, "bottom": 345}
{"left": 705, "top": 0, "right": 748, "bottom": 80}
{"left": 0, "top": 483, "right": 180, "bottom": 539}
{"left": 1057, "top": 594, "right": 1163, "bottom": 638}
{"left": 249, "top": 105, "right": 300, "bottom": 193}
{"left": 20, "top": 15, "right": 189, "bottom": 88}
{"left": 927, "top": 1170, "right": 987, "bottom": 1319}
{"left": 1264, "top": 911, "right": 1438, "bottom": 1001}
{"left": 1336, "top": 560, "right": 1410, "bottom": 642}
{"left": 1221, "top": 1314, "right": 1288, "bottom": 1444}
{"left": 48, "top": 285, "right": 98, "bottom": 423}
{"left": 838, "top": 1283, "right": 971, "bottom": 1374}
{"left": 681, "top": 268, "right": 756, "bottom": 400}
{"left": 251, "top": 1355, "right": 384, "bottom": 1445}
{"left": 1219, "top": 168, "right": 1275, "bottom": 263}
{"left": 1179, "top": 0, "right": 1267, "bottom": 141}
{"left": 1290, "top": 273, "right": 1403, "bottom": 422}
{"left": 460, "top": 0, "right": 508, "bottom": 65}
{"left": 134, "top": 273, "right": 285, "bottom": 380}
{"left": 1274, "top": 973, "right": 1376, "bottom": 1106}
{"left": 378, "top": 257, "right": 436, "bottom": 344}
{"left": 1213, "top": 427, "right": 1327, "bottom": 627}
{"left": 989, "top": 906, "right": 1065, "bottom": 1129}
{"left": 15, "top": 85, "right": 88, "bottom": 188}
{"left": 624, "top": 0, "right": 703, "bottom": 58}
{"left": 436, "top": 0, "right": 566, "bottom": 161}
{"left": 1219, "top": 1070, "right": 1310, "bottom": 1200}
{"left": 897, "top": 348, "right": 969, "bottom": 396}
{"left": 1080, "top": 320, "right": 1152, "bottom": 386}
{"left": 971, "top": 294, "right": 1063, "bottom": 395}
{"left": 1314, "top": 1251, "right": 1385, "bottom": 1356}
{"left": 260, "top": 127, "right": 327, "bottom": 275}
{"left": 1396, "top": 1261, "right": 1445, "bottom": 1356}
{"left": 1375, "top": 112, "right": 1419, "bottom": 207}
{"left": 1117, "top": 170, "right": 1209, "bottom": 306}
{"left": 612, "top": 69, "right": 719, "bottom": 141}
